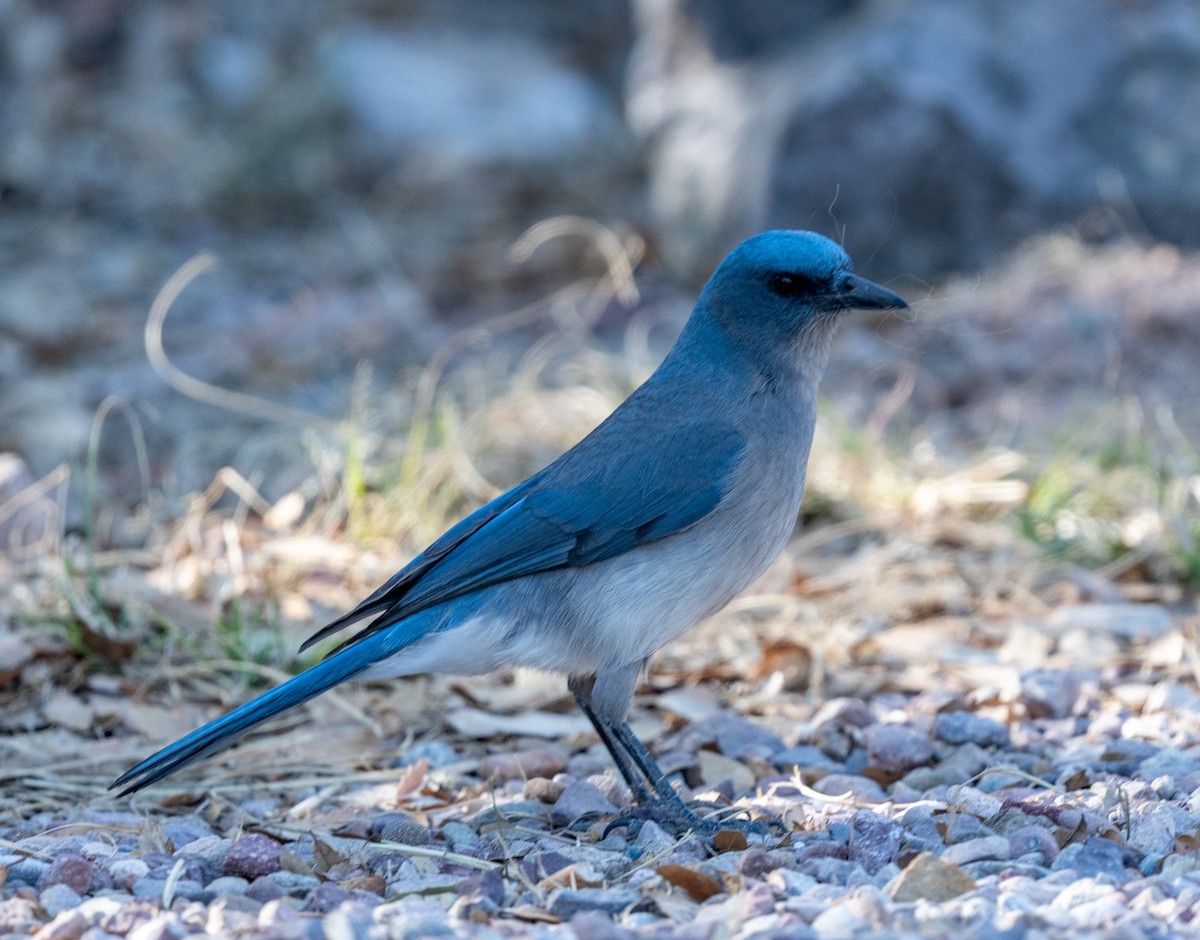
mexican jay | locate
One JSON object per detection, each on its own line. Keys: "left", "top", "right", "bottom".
{"left": 113, "top": 230, "right": 907, "bottom": 830}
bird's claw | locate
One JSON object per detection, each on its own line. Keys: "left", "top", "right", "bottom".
{"left": 599, "top": 800, "right": 779, "bottom": 841}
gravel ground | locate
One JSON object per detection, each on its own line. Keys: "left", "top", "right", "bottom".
{"left": 4, "top": 595, "right": 1199, "bottom": 938}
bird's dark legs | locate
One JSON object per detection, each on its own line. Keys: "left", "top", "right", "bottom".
{"left": 571, "top": 690, "right": 656, "bottom": 806}
{"left": 571, "top": 681, "right": 766, "bottom": 837}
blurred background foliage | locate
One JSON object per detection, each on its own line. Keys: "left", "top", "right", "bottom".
{"left": 0, "top": 0, "right": 1198, "bottom": 594}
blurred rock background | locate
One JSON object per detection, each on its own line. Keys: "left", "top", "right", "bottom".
{"left": 1, "top": 0, "right": 1198, "bottom": 533}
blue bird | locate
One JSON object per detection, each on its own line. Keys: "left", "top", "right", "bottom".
{"left": 112, "top": 230, "right": 907, "bottom": 832}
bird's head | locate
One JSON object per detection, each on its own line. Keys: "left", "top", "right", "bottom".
{"left": 696, "top": 230, "right": 908, "bottom": 381}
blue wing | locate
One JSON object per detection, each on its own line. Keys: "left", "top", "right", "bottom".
{"left": 303, "top": 407, "right": 745, "bottom": 656}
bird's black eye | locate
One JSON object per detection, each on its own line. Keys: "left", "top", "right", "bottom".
{"left": 767, "top": 272, "right": 818, "bottom": 298}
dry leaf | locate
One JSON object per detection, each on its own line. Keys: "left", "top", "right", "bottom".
{"left": 279, "top": 847, "right": 314, "bottom": 876}
{"left": 656, "top": 863, "right": 723, "bottom": 902}
{"left": 479, "top": 747, "right": 566, "bottom": 783}
{"left": 395, "top": 758, "right": 430, "bottom": 798}
{"left": 537, "top": 862, "right": 603, "bottom": 890}
{"left": 504, "top": 905, "right": 562, "bottom": 924}
{"left": 712, "top": 830, "right": 749, "bottom": 853}
{"left": 339, "top": 873, "right": 386, "bottom": 894}
{"left": 312, "top": 838, "right": 347, "bottom": 873}
{"left": 753, "top": 639, "right": 813, "bottom": 689}
{"left": 695, "top": 750, "right": 756, "bottom": 793}
{"left": 887, "top": 853, "right": 976, "bottom": 902}
{"left": 41, "top": 691, "right": 95, "bottom": 733}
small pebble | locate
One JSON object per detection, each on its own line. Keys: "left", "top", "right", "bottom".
{"left": 108, "top": 859, "right": 150, "bottom": 889}
{"left": 369, "top": 812, "right": 432, "bottom": 846}
{"left": 933, "top": 710, "right": 1011, "bottom": 748}
{"left": 865, "top": 724, "right": 935, "bottom": 774}
{"left": 440, "top": 822, "right": 481, "bottom": 852}
{"left": 478, "top": 746, "right": 566, "bottom": 782}
{"left": 37, "top": 854, "right": 94, "bottom": 894}
{"left": 1052, "top": 838, "right": 1129, "bottom": 880}
{"left": 550, "top": 779, "right": 618, "bottom": 826}
{"left": 523, "top": 776, "right": 566, "bottom": 803}
{"left": 206, "top": 876, "right": 251, "bottom": 897}
{"left": 32, "top": 908, "right": 88, "bottom": 940}
{"left": 38, "top": 884, "right": 83, "bottom": 918}
{"left": 1019, "top": 668, "right": 1083, "bottom": 719}
{"left": 941, "top": 836, "right": 1011, "bottom": 865}
{"left": 848, "top": 810, "right": 903, "bottom": 875}
{"left": 223, "top": 834, "right": 281, "bottom": 879}
{"left": 548, "top": 888, "right": 641, "bottom": 919}
{"left": 811, "top": 774, "right": 887, "bottom": 801}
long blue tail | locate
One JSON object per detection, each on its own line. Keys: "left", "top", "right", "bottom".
{"left": 110, "top": 624, "right": 424, "bottom": 795}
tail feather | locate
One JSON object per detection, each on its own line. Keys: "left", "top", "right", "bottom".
{"left": 110, "top": 624, "right": 426, "bottom": 796}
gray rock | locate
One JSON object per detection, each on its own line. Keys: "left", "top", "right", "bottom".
{"left": 1052, "top": 837, "right": 1129, "bottom": 880}
{"left": 1007, "top": 826, "right": 1060, "bottom": 865}
{"left": 456, "top": 870, "right": 505, "bottom": 906}
{"left": 812, "top": 698, "right": 874, "bottom": 730}
{"left": 942, "top": 836, "right": 1011, "bottom": 865}
{"left": 693, "top": 882, "right": 775, "bottom": 923}
{"left": 38, "top": 882, "right": 83, "bottom": 918}
{"left": 304, "top": 883, "right": 355, "bottom": 913}
{"left": 550, "top": 779, "right": 618, "bottom": 827}
{"left": 206, "top": 876, "right": 251, "bottom": 897}
{"left": 369, "top": 813, "right": 432, "bottom": 847}
{"left": 323, "top": 900, "right": 374, "bottom": 940}
{"left": 865, "top": 724, "right": 935, "bottom": 774}
{"left": 439, "top": 822, "right": 480, "bottom": 853}
{"left": 76, "top": 896, "right": 124, "bottom": 925}
{"left": 555, "top": 841, "right": 634, "bottom": 880}
{"left": 37, "top": 853, "right": 94, "bottom": 894}
{"left": 1019, "top": 669, "right": 1083, "bottom": 719}
{"left": 160, "top": 817, "right": 214, "bottom": 848}
{"left": 811, "top": 774, "right": 887, "bottom": 802}
{"left": 223, "top": 834, "right": 281, "bottom": 879}
{"left": 587, "top": 773, "right": 633, "bottom": 812}
{"left": 5, "top": 858, "right": 48, "bottom": 885}
{"left": 265, "top": 871, "right": 322, "bottom": 895}
{"left": 773, "top": 745, "right": 845, "bottom": 771}
{"left": 634, "top": 820, "right": 676, "bottom": 857}
{"left": 175, "top": 835, "right": 230, "bottom": 869}
{"left": 398, "top": 740, "right": 459, "bottom": 767}
{"left": 849, "top": 810, "right": 903, "bottom": 876}
{"left": 934, "top": 711, "right": 1011, "bottom": 748}
{"left": 569, "top": 909, "right": 639, "bottom": 940}
{"left": 1141, "top": 748, "right": 1200, "bottom": 781}
{"left": 245, "top": 876, "right": 287, "bottom": 904}
{"left": 548, "top": 887, "right": 642, "bottom": 919}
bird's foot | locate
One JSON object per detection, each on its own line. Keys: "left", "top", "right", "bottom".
{"left": 601, "top": 799, "right": 781, "bottom": 841}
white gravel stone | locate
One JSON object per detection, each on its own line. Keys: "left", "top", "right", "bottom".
{"left": 942, "top": 836, "right": 1011, "bottom": 865}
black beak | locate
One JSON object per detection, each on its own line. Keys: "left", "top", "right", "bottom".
{"left": 835, "top": 273, "right": 908, "bottom": 310}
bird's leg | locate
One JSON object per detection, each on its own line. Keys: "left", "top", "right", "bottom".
{"left": 608, "top": 717, "right": 693, "bottom": 809}
{"left": 572, "top": 686, "right": 764, "bottom": 837}
{"left": 570, "top": 686, "right": 656, "bottom": 805}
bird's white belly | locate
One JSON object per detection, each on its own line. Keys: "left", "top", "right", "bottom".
{"left": 364, "top": 445, "right": 807, "bottom": 681}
